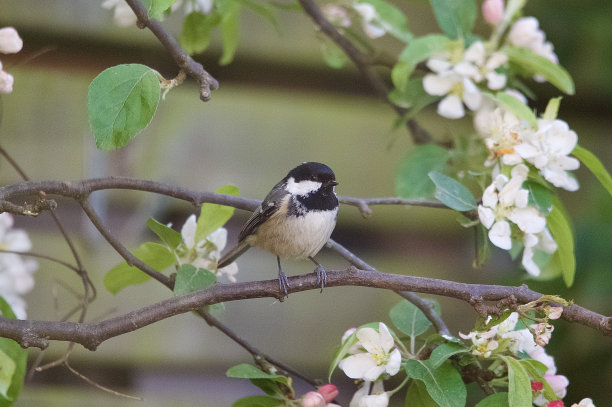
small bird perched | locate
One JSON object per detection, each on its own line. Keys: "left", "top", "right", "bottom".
{"left": 217, "top": 162, "right": 339, "bottom": 296}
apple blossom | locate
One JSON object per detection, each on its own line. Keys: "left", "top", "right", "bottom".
{"left": 0, "top": 69, "right": 14, "bottom": 94}
{"left": 349, "top": 381, "right": 389, "bottom": 407}
{"left": 302, "top": 391, "right": 326, "bottom": 407}
{"left": 178, "top": 215, "right": 239, "bottom": 282}
{"left": 0, "top": 27, "right": 23, "bottom": 54}
{"left": 482, "top": 0, "right": 504, "bottom": 25}
{"left": 508, "top": 17, "right": 558, "bottom": 65}
{"left": 459, "top": 328, "right": 499, "bottom": 358}
{"left": 352, "top": 3, "right": 388, "bottom": 39}
{"left": 339, "top": 322, "right": 401, "bottom": 381}
{"left": 571, "top": 398, "right": 595, "bottom": 407}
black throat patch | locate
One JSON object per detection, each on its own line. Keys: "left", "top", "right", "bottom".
{"left": 288, "top": 186, "right": 338, "bottom": 216}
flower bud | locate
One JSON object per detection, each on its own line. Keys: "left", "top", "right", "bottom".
{"left": 545, "top": 374, "right": 569, "bottom": 399}
{"left": 301, "top": 391, "right": 325, "bottom": 407}
{"left": 547, "top": 306, "right": 563, "bottom": 320}
{"left": 318, "top": 384, "right": 339, "bottom": 403}
{"left": 482, "top": 0, "right": 504, "bottom": 24}
{"left": 341, "top": 327, "right": 357, "bottom": 343}
{"left": 531, "top": 381, "right": 543, "bottom": 392}
{"left": 0, "top": 70, "right": 14, "bottom": 94}
{"left": 0, "top": 27, "right": 23, "bottom": 54}
{"left": 547, "top": 400, "right": 565, "bottom": 407}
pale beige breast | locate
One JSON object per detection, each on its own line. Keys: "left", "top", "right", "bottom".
{"left": 245, "top": 198, "right": 338, "bottom": 259}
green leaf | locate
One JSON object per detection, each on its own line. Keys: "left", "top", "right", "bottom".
{"left": 405, "top": 360, "right": 467, "bottom": 407}
{"left": 501, "top": 356, "right": 532, "bottom": 407}
{"left": 504, "top": 46, "right": 575, "bottom": 94}
{"left": 475, "top": 392, "right": 509, "bottom": 407}
{"left": 360, "top": 0, "right": 412, "bottom": 42}
{"left": 232, "top": 396, "right": 284, "bottom": 407}
{"left": 397, "top": 34, "right": 449, "bottom": 82}
{"left": 226, "top": 364, "right": 288, "bottom": 384}
{"left": 396, "top": 145, "right": 449, "bottom": 199}
{"left": 0, "top": 297, "right": 27, "bottom": 405}
{"left": 389, "top": 299, "right": 436, "bottom": 337}
{"left": 196, "top": 185, "right": 239, "bottom": 242}
{"left": 489, "top": 91, "right": 537, "bottom": 127}
{"left": 146, "top": 217, "right": 183, "bottom": 249}
{"left": 88, "top": 64, "right": 161, "bottom": 150}
{"left": 428, "top": 342, "right": 468, "bottom": 369}
{"left": 179, "top": 12, "right": 220, "bottom": 55}
{"left": 218, "top": 0, "right": 240, "bottom": 65}
{"left": 405, "top": 380, "right": 439, "bottom": 407}
{"left": 573, "top": 145, "right": 612, "bottom": 198}
{"left": 520, "top": 359, "right": 559, "bottom": 402}
{"left": 428, "top": 171, "right": 477, "bottom": 211}
{"left": 141, "top": 0, "right": 176, "bottom": 20}
{"left": 236, "top": 0, "right": 278, "bottom": 29}
{"left": 542, "top": 97, "right": 562, "bottom": 120}
{"left": 547, "top": 197, "right": 575, "bottom": 286}
{"left": 524, "top": 181, "right": 553, "bottom": 215}
{"left": 428, "top": 0, "right": 477, "bottom": 39}
{"left": 320, "top": 36, "right": 347, "bottom": 69}
{"left": 104, "top": 242, "right": 176, "bottom": 294}
{"left": 174, "top": 264, "right": 216, "bottom": 296}
{"left": 389, "top": 78, "right": 439, "bottom": 110}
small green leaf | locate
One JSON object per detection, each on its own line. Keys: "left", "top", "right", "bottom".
{"left": 320, "top": 36, "right": 347, "bottom": 69}
{"left": 396, "top": 145, "right": 449, "bottom": 199}
{"left": 524, "top": 181, "right": 553, "bottom": 215}
{"left": 104, "top": 242, "right": 176, "bottom": 294}
{"left": 505, "top": 46, "right": 575, "bottom": 94}
{"left": 520, "top": 359, "right": 559, "bottom": 402}
{"left": 398, "top": 34, "right": 449, "bottom": 81}
{"left": 328, "top": 330, "right": 359, "bottom": 381}
{"left": 179, "top": 12, "right": 220, "bottom": 55}
{"left": 428, "top": 0, "right": 477, "bottom": 39}
{"left": 405, "top": 360, "right": 467, "bottom": 407}
{"left": 174, "top": 264, "right": 216, "bottom": 296}
{"left": 218, "top": 0, "right": 240, "bottom": 65}
{"left": 389, "top": 299, "right": 438, "bottom": 337}
{"left": 226, "top": 364, "right": 287, "bottom": 384}
{"left": 542, "top": 97, "right": 562, "bottom": 120}
{"left": 360, "top": 0, "right": 412, "bottom": 42}
{"left": 146, "top": 217, "right": 183, "bottom": 249}
{"left": 405, "top": 380, "right": 439, "bottom": 406}
{"left": 141, "top": 0, "right": 177, "bottom": 20}
{"left": 232, "top": 396, "right": 284, "bottom": 407}
{"left": 490, "top": 91, "right": 537, "bottom": 127}
{"left": 88, "top": 64, "right": 161, "bottom": 150}
{"left": 196, "top": 185, "right": 239, "bottom": 242}
{"left": 547, "top": 197, "right": 575, "bottom": 286}
{"left": 428, "top": 171, "right": 477, "bottom": 211}
{"left": 573, "top": 145, "right": 612, "bottom": 198}
{"left": 501, "top": 356, "right": 532, "bottom": 407}
{"left": 475, "top": 392, "right": 509, "bottom": 407}
{"left": 428, "top": 342, "right": 468, "bottom": 369}
{"left": 389, "top": 78, "right": 438, "bottom": 110}
{"left": 0, "top": 297, "right": 27, "bottom": 404}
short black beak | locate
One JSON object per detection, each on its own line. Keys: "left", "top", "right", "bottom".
{"left": 327, "top": 180, "right": 339, "bottom": 187}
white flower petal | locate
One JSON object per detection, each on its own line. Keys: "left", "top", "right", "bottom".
{"left": 508, "top": 207, "right": 546, "bottom": 234}
{"left": 461, "top": 79, "right": 482, "bottom": 110}
{"left": 339, "top": 353, "right": 378, "bottom": 379}
{"left": 489, "top": 220, "right": 512, "bottom": 250}
{"left": 437, "top": 94, "right": 465, "bottom": 119}
{"left": 478, "top": 205, "right": 496, "bottom": 229}
{"left": 385, "top": 348, "right": 401, "bottom": 376}
{"left": 423, "top": 72, "right": 458, "bottom": 96}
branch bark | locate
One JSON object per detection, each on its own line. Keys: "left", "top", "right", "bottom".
{"left": 1, "top": 269, "right": 610, "bottom": 351}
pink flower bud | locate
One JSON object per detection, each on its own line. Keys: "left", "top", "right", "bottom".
{"left": 482, "top": 0, "right": 504, "bottom": 24}
{"left": 547, "top": 401, "right": 565, "bottom": 407}
{"left": 545, "top": 374, "right": 569, "bottom": 399}
{"left": 0, "top": 27, "right": 23, "bottom": 54}
{"left": 531, "top": 381, "right": 543, "bottom": 392}
{"left": 547, "top": 306, "right": 563, "bottom": 320}
{"left": 318, "top": 384, "right": 339, "bottom": 403}
{"left": 341, "top": 327, "right": 357, "bottom": 343}
{"left": 302, "top": 391, "right": 325, "bottom": 407}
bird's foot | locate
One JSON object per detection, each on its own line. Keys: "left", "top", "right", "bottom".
{"left": 278, "top": 270, "right": 290, "bottom": 299}
{"left": 315, "top": 264, "right": 327, "bottom": 293}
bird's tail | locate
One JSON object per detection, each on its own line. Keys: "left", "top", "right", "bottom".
{"left": 218, "top": 240, "right": 250, "bottom": 268}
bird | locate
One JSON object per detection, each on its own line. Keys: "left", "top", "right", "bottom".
{"left": 217, "top": 162, "right": 339, "bottom": 297}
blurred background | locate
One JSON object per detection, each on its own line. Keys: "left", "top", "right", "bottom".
{"left": 0, "top": 0, "right": 611, "bottom": 405}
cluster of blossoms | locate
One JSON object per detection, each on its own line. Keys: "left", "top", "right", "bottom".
{"left": 102, "top": 0, "right": 214, "bottom": 27}
{"left": 338, "top": 323, "right": 401, "bottom": 406}
{"left": 322, "top": 2, "right": 393, "bottom": 40}
{"left": 0, "top": 213, "right": 37, "bottom": 319}
{"left": 0, "top": 27, "right": 23, "bottom": 94}
{"left": 459, "top": 310, "right": 595, "bottom": 407}
{"left": 176, "top": 214, "right": 238, "bottom": 281}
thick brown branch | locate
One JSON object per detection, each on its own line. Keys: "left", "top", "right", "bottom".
{"left": 123, "top": 0, "right": 218, "bottom": 100}
{"left": 1, "top": 269, "right": 609, "bottom": 350}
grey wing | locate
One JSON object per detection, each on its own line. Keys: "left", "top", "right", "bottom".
{"left": 238, "top": 180, "right": 288, "bottom": 242}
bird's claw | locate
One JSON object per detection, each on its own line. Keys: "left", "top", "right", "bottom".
{"left": 315, "top": 265, "right": 327, "bottom": 293}
{"left": 278, "top": 270, "right": 290, "bottom": 299}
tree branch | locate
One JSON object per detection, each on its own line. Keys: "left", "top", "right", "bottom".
{"left": 296, "top": 0, "right": 432, "bottom": 144}
{"left": 123, "top": 0, "right": 219, "bottom": 101}
{"left": 1, "top": 269, "right": 609, "bottom": 351}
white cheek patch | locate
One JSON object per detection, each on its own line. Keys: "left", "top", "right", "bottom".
{"left": 285, "top": 177, "right": 322, "bottom": 195}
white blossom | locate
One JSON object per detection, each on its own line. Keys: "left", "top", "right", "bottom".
{"left": 349, "top": 381, "right": 389, "bottom": 407}
{"left": 339, "top": 322, "right": 401, "bottom": 381}
{"left": 508, "top": 17, "right": 558, "bottom": 82}
{"left": 0, "top": 27, "right": 23, "bottom": 54}
{"left": 0, "top": 213, "right": 37, "bottom": 319}
{"left": 522, "top": 229, "right": 557, "bottom": 276}
{"left": 323, "top": 5, "right": 351, "bottom": 28}
{"left": 101, "top": 0, "right": 138, "bottom": 27}
{"left": 514, "top": 118, "right": 580, "bottom": 191}
{"left": 572, "top": 398, "right": 596, "bottom": 407}
{"left": 352, "top": 3, "right": 388, "bottom": 39}
{"left": 459, "top": 328, "right": 499, "bottom": 358}
{"left": 178, "top": 214, "right": 238, "bottom": 282}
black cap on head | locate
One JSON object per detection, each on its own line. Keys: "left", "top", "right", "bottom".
{"left": 287, "top": 162, "right": 336, "bottom": 184}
